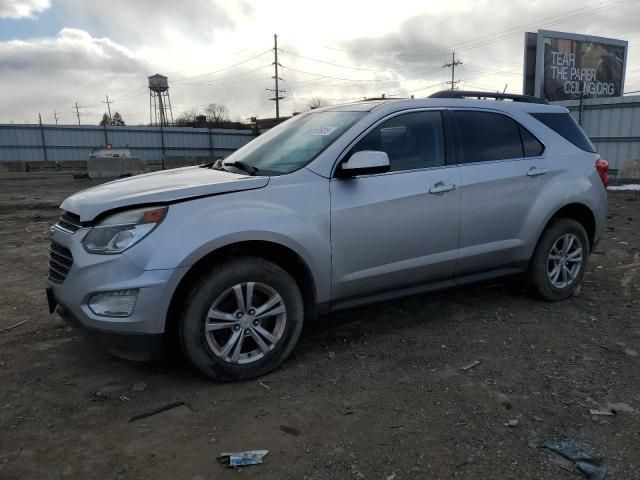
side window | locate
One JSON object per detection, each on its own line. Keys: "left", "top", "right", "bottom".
{"left": 453, "top": 111, "right": 523, "bottom": 163}
{"left": 351, "top": 111, "right": 445, "bottom": 172}
{"left": 520, "top": 126, "right": 545, "bottom": 157}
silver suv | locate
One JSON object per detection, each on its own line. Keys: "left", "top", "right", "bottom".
{"left": 46, "top": 91, "right": 609, "bottom": 381}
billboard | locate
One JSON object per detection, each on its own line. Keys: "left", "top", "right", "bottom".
{"left": 523, "top": 30, "right": 628, "bottom": 102}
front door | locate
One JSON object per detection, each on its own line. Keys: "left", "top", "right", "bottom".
{"left": 330, "top": 110, "right": 461, "bottom": 301}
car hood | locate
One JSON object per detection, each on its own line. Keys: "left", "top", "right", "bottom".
{"left": 61, "top": 166, "right": 270, "bottom": 221}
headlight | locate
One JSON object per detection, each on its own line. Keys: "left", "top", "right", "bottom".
{"left": 83, "top": 206, "right": 167, "bottom": 254}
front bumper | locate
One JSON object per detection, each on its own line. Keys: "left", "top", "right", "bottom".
{"left": 46, "top": 225, "right": 189, "bottom": 358}
{"left": 54, "top": 300, "right": 165, "bottom": 361}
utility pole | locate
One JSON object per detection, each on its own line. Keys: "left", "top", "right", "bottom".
{"left": 443, "top": 52, "right": 463, "bottom": 90}
{"left": 52, "top": 109, "right": 60, "bottom": 125}
{"left": 102, "top": 95, "right": 113, "bottom": 121}
{"left": 266, "top": 34, "right": 285, "bottom": 120}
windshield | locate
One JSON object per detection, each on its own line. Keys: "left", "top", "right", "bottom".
{"left": 223, "top": 111, "right": 365, "bottom": 175}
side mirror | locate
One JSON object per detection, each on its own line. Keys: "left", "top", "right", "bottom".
{"left": 338, "top": 150, "right": 390, "bottom": 177}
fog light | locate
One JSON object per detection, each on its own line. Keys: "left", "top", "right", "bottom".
{"left": 88, "top": 289, "right": 139, "bottom": 317}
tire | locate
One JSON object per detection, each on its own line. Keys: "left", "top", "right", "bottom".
{"left": 178, "top": 256, "right": 304, "bottom": 381}
{"left": 529, "top": 218, "right": 590, "bottom": 301}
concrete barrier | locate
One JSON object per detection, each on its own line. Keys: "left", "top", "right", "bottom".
{"left": 0, "top": 161, "right": 27, "bottom": 173}
{"left": 619, "top": 158, "right": 640, "bottom": 180}
{"left": 25, "top": 161, "right": 61, "bottom": 173}
{"left": 162, "top": 156, "right": 215, "bottom": 170}
{"left": 87, "top": 157, "right": 148, "bottom": 179}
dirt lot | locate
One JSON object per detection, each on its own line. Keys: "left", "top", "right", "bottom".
{"left": 0, "top": 174, "right": 638, "bottom": 480}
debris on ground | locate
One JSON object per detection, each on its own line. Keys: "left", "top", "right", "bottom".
{"left": 504, "top": 419, "right": 519, "bottom": 427}
{"left": 350, "top": 464, "right": 366, "bottom": 479}
{"left": 279, "top": 425, "right": 301, "bottom": 436}
{"left": 0, "top": 319, "right": 30, "bottom": 333}
{"left": 217, "top": 450, "right": 269, "bottom": 468}
{"left": 589, "top": 402, "right": 637, "bottom": 417}
{"left": 589, "top": 409, "right": 614, "bottom": 416}
{"left": 542, "top": 440, "right": 608, "bottom": 480}
{"left": 131, "top": 381, "right": 147, "bottom": 392}
{"left": 259, "top": 381, "right": 271, "bottom": 391}
{"left": 461, "top": 360, "right": 481, "bottom": 371}
{"left": 606, "top": 402, "right": 637, "bottom": 414}
{"left": 128, "top": 401, "right": 190, "bottom": 422}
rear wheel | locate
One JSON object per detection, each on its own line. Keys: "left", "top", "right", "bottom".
{"left": 529, "top": 218, "right": 589, "bottom": 301}
{"left": 178, "top": 256, "right": 304, "bottom": 381}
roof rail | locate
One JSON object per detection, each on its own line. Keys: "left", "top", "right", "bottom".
{"left": 428, "top": 90, "right": 548, "bottom": 104}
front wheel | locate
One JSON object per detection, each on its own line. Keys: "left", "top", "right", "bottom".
{"left": 529, "top": 218, "right": 590, "bottom": 301}
{"left": 178, "top": 256, "right": 304, "bottom": 381}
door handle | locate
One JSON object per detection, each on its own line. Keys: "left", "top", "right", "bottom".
{"left": 527, "top": 167, "right": 548, "bottom": 177}
{"left": 429, "top": 183, "right": 456, "bottom": 194}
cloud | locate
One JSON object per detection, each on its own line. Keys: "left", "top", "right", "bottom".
{"left": 0, "top": 0, "right": 50, "bottom": 19}
{"left": 340, "top": 2, "right": 533, "bottom": 77}
{"left": 0, "top": 28, "right": 145, "bottom": 73}
{"left": 56, "top": 0, "right": 250, "bottom": 45}
{"left": 0, "top": 28, "right": 150, "bottom": 124}
{"left": 1, "top": 0, "right": 639, "bottom": 124}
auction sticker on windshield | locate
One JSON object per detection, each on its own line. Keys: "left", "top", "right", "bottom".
{"left": 303, "top": 127, "right": 336, "bottom": 136}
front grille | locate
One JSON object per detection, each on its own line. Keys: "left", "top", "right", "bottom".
{"left": 56, "top": 211, "right": 83, "bottom": 233}
{"left": 48, "top": 241, "right": 74, "bottom": 284}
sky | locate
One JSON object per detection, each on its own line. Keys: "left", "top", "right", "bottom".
{"left": 0, "top": 0, "right": 639, "bottom": 125}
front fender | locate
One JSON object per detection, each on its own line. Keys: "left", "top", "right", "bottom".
{"left": 123, "top": 170, "right": 332, "bottom": 302}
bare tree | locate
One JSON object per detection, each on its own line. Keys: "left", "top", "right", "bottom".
{"left": 205, "top": 103, "right": 229, "bottom": 125}
{"left": 175, "top": 106, "right": 201, "bottom": 126}
{"left": 307, "top": 97, "right": 331, "bottom": 110}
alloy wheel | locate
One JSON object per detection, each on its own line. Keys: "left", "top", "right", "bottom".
{"left": 547, "top": 233, "right": 583, "bottom": 289}
{"left": 204, "top": 282, "right": 287, "bottom": 364}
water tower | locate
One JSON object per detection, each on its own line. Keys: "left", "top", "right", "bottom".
{"left": 148, "top": 74, "right": 174, "bottom": 126}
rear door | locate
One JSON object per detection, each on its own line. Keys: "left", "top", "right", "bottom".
{"left": 452, "top": 109, "right": 546, "bottom": 275}
{"left": 330, "top": 110, "right": 461, "bottom": 301}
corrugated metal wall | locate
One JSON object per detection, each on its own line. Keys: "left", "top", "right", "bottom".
{"left": 554, "top": 95, "right": 640, "bottom": 172}
{"left": 0, "top": 124, "right": 257, "bottom": 162}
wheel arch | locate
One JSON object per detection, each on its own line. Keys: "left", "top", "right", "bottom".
{"left": 530, "top": 203, "right": 597, "bottom": 268}
{"left": 165, "top": 240, "right": 319, "bottom": 341}
{"left": 542, "top": 203, "right": 596, "bottom": 249}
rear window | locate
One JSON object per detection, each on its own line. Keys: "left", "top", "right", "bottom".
{"left": 531, "top": 112, "right": 595, "bottom": 153}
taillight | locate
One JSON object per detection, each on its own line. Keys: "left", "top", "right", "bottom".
{"left": 595, "top": 158, "right": 609, "bottom": 188}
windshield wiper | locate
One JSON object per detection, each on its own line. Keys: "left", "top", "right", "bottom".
{"left": 201, "top": 159, "right": 225, "bottom": 170}
{"left": 223, "top": 160, "right": 259, "bottom": 176}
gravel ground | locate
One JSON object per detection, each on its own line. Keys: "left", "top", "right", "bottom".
{"left": 0, "top": 173, "right": 639, "bottom": 480}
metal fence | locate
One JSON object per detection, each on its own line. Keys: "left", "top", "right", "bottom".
{"left": 554, "top": 95, "right": 640, "bottom": 172}
{"left": 0, "top": 124, "right": 257, "bottom": 163}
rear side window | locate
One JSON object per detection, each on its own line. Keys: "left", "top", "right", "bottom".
{"left": 520, "top": 126, "right": 545, "bottom": 157}
{"left": 453, "top": 111, "right": 523, "bottom": 163}
{"left": 531, "top": 112, "right": 595, "bottom": 153}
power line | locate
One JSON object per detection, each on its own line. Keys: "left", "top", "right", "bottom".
{"left": 279, "top": 48, "right": 397, "bottom": 75}
{"left": 173, "top": 49, "right": 272, "bottom": 83}
{"left": 395, "top": 0, "right": 637, "bottom": 61}
{"left": 281, "top": 0, "right": 635, "bottom": 72}
{"left": 174, "top": 64, "right": 272, "bottom": 86}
